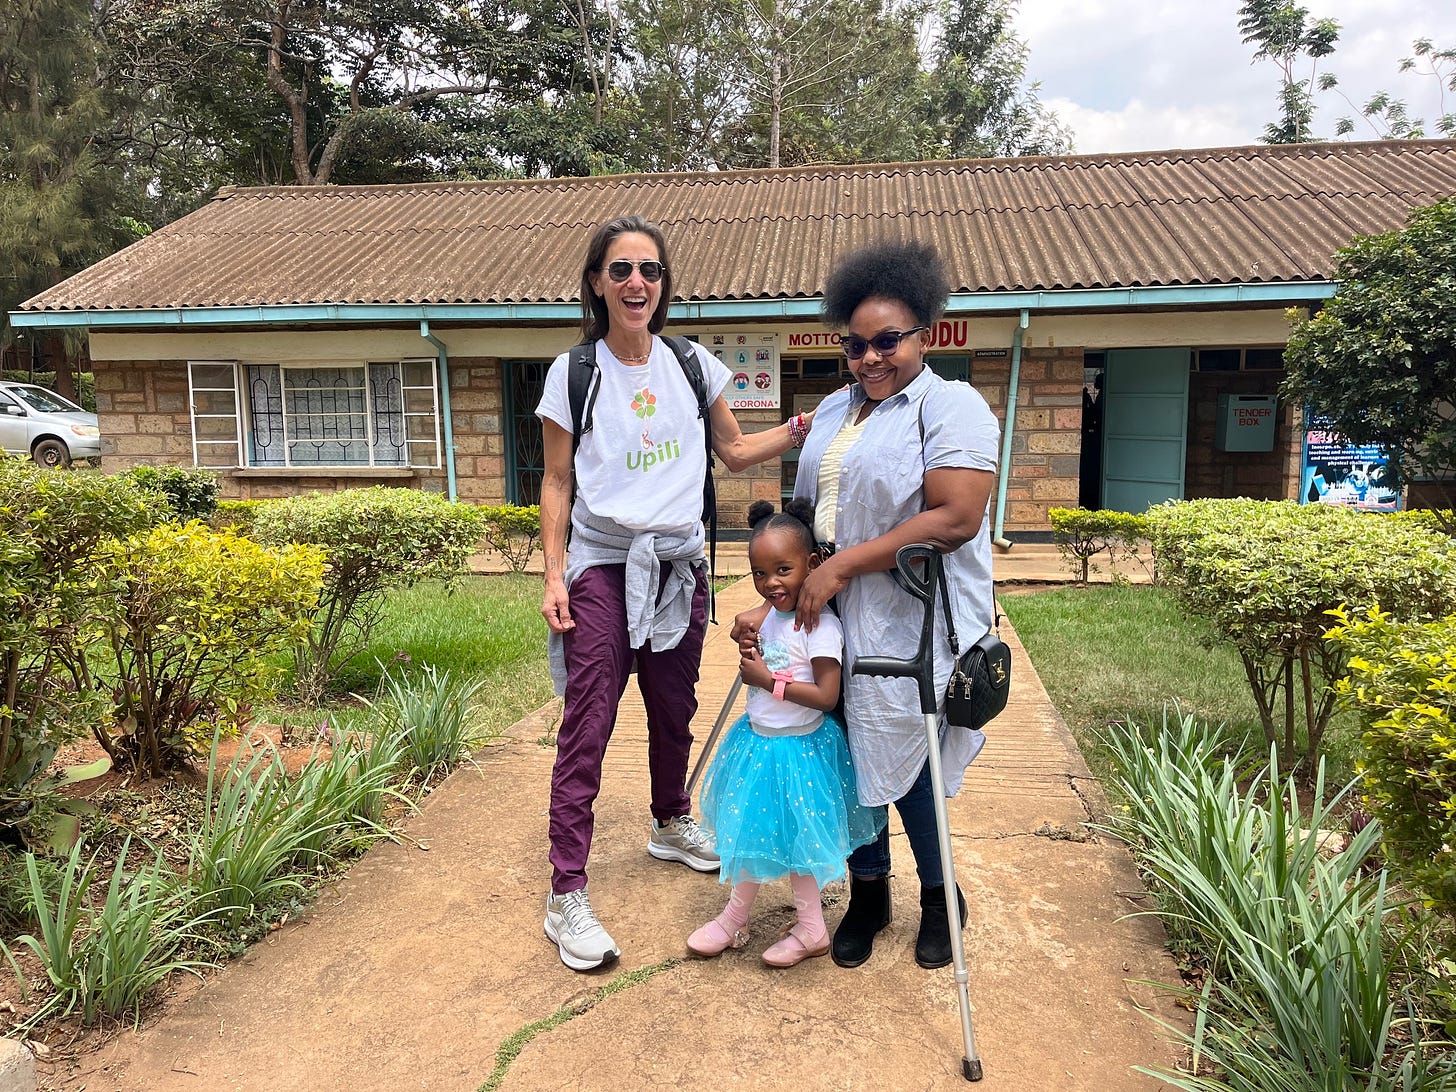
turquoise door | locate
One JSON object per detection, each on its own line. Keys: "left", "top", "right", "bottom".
{"left": 1101, "top": 349, "right": 1190, "bottom": 513}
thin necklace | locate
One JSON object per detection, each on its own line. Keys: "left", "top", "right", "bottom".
{"left": 609, "top": 340, "right": 652, "bottom": 365}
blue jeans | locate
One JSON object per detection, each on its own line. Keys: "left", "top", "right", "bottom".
{"left": 846, "top": 760, "right": 944, "bottom": 887}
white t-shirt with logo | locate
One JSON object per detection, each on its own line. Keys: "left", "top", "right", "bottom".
{"left": 537, "top": 339, "right": 730, "bottom": 536}
{"left": 745, "top": 606, "right": 844, "bottom": 736}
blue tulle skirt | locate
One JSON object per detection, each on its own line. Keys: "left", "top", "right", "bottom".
{"left": 699, "top": 711, "right": 885, "bottom": 887}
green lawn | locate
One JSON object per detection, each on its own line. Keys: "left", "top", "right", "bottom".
{"left": 1000, "top": 584, "right": 1362, "bottom": 780}
{"left": 289, "top": 574, "right": 555, "bottom": 734}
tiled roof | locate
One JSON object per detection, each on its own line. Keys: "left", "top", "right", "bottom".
{"left": 19, "top": 139, "right": 1456, "bottom": 312}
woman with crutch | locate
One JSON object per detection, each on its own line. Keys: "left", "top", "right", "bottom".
{"left": 733, "top": 238, "right": 1000, "bottom": 970}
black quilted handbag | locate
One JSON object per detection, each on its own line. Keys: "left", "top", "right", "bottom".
{"left": 939, "top": 576, "right": 1012, "bottom": 731}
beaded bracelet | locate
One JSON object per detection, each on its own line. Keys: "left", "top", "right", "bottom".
{"left": 787, "top": 412, "right": 808, "bottom": 448}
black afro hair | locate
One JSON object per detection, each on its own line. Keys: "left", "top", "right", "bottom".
{"left": 821, "top": 239, "right": 951, "bottom": 329}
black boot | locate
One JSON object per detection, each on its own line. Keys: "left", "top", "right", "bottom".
{"left": 915, "top": 884, "right": 967, "bottom": 969}
{"left": 831, "top": 875, "right": 892, "bottom": 968}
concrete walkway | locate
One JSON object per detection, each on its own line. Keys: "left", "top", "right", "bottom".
{"left": 61, "top": 576, "right": 1184, "bottom": 1092}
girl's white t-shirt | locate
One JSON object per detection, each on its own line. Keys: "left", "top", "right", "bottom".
{"left": 537, "top": 339, "right": 730, "bottom": 535}
{"left": 745, "top": 606, "right": 844, "bottom": 736}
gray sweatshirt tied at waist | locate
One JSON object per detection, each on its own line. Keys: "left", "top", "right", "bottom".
{"left": 547, "top": 509, "right": 705, "bottom": 695}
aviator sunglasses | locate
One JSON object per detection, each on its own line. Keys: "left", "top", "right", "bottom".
{"left": 604, "top": 259, "right": 666, "bottom": 283}
{"left": 841, "top": 326, "right": 927, "bottom": 359}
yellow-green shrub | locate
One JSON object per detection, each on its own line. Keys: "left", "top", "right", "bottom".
{"left": 1147, "top": 498, "right": 1456, "bottom": 764}
{"left": 93, "top": 523, "right": 325, "bottom": 775}
{"left": 249, "top": 487, "right": 486, "bottom": 703}
{"left": 0, "top": 460, "right": 169, "bottom": 799}
{"left": 479, "top": 504, "right": 540, "bottom": 573}
{"left": 1327, "top": 606, "right": 1456, "bottom": 918}
{"left": 210, "top": 498, "right": 267, "bottom": 535}
{"left": 1047, "top": 507, "right": 1149, "bottom": 583}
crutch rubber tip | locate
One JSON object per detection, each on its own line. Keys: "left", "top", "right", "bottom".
{"left": 962, "top": 1058, "right": 983, "bottom": 1082}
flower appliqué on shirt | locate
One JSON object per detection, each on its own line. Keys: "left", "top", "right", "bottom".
{"left": 761, "top": 640, "right": 791, "bottom": 674}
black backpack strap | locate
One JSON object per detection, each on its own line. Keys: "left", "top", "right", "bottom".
{"left": 663, "top": 335, "right": 718, "bottom": 623}
{"left": 564, "top": 342, "right": 600, "bottom": 545}
{"left": 567, "top": 341, "right": 600, "bottom": 456}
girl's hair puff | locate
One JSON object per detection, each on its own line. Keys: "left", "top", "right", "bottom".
{"left": 747, "top": 498, "right": 817, "bottom": 555}
{"left": 821, "top": 238, "right": 950, "bottom": 329}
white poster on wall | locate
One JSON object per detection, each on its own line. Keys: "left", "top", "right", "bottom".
{"left": 695, "top": 331, "right": 780, "bottom": 410}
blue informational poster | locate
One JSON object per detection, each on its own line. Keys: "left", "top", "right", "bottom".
{"left": 1300, "top": 410, "right": 1400, "bottom": 511}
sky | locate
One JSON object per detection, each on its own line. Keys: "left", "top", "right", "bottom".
{"left": 1011, "top": 0, "right": 1452, "bottom": 155}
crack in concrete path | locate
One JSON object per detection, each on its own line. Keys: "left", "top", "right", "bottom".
{"left": 477, "top": 957, "right": 682, "bottom": 1092}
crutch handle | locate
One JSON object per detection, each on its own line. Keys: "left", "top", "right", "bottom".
{"left": 851, "top": 544, "right": 940, "bottom": 716}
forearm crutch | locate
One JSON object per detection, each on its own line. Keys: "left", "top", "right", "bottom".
{"left": 853, "top": 543, "right": 983, "bottom": 1082}
{"left": 687, "top": 676, "right": 743, "bottom": 796}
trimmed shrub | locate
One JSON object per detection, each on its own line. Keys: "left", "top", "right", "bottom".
{"left": 1327, "top": 607, "right": 1456, "bottom": 919}
{"left": 479, "top": 504, "right": 540, "bottom": 573}
{"left": 0, "top": 460, "right": 168, "bottom": 802}
{"left": 1146, "top": 498, "right": 1456, "bottom": 764}
{"left": 210, "top": 498, "right": 267, "bottom": 535}
{"left": 92, "top": 523, "right": 325, "bottom": 775}
{"left": 1048, "top": 507, "right": 1148, "bottom": 584}
{"left": 249, "top": 487, "right": 487, "bottom": 704}
{"left": 127, "top": 465, "right": 220, "bottom": 522}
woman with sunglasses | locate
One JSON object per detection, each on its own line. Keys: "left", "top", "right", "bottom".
{"left": 734, "top": 238, "right": 999, "bottom": 971}
{"left": 535, "top": 215, "right": 820, "bottom": 973}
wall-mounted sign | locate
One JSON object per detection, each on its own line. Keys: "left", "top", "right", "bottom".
{"left": 695, "top": 331, "right": 780, "bottom": 409}
{"left": 1301, "top": 409, "right": 1400, "bottom": 511}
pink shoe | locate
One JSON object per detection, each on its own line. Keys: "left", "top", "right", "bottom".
{"left": 687, "top": 915, "right": 750, "bottom": 958}
{"left": 762, "top": 924, "right": 830, "bottom": 968}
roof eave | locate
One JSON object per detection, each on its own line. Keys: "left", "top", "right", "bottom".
{"left": 8, "top": 282, "right": 1338, "bottom": 331}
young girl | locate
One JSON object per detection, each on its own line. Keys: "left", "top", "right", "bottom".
{"left": 689, "top": 498, "right": 883, "bottom": 967}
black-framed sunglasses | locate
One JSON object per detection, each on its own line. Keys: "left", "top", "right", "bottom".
{"left": 604, "top": 259, "right": 666, "bottom": 283}
{"left": 841, "top": 326, "right": 927, "bottom": 359}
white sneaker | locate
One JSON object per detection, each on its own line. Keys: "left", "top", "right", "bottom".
{"left": 648, "top": 815, "right": 720, "bottom": 872}
{"left": 544, "top": 889, "right": 620, "bottom": 972}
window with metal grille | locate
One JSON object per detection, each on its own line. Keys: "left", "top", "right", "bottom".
{"left": 187, "top": 359, "right": 441, "bottom": 469}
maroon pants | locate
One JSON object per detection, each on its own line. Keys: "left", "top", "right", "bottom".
{"left": 549, "top": 562, "right": 708, "bottom": 895}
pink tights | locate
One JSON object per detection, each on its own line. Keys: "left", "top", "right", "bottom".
{"left": 722, "top": 874, "right": 825, "bottom": 944}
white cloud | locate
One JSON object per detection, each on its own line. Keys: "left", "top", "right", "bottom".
{"left": 1047, "top": 99, "right": 1252, "bottom": 157}
{"left": 1014, "top": 0, "right": 1452, "bottom": 153}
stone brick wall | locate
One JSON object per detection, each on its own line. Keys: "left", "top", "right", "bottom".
{"left": 446, "top": 358, "right": 505, "bottom": 504}
{"left": 1186, "top": 370, "right": 1293, "bottom": 501}
{"left": 973, "top": 348, "right": 1084, "bottom": 533}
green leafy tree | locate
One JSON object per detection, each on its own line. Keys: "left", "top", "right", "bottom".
{"left": 1329, "top": 38, "right": 1456, "bottom": 140}
{"left": 0, "top": 0, "right": 137, "bottom": 340}
{"left": 928, "top": 0, "right": 1070, "bottom": 158}
{"left": 1238, "top": 0, "right": 1340, "bottom": 143}
{"left": 1281, "top": 198, "right": 1456, "bottom": 528}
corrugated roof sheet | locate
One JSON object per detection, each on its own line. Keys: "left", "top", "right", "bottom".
{"left": 20, "top": 139, "right": 1456, "bottom": 312}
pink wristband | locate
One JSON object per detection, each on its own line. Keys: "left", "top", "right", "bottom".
{"left": 771, "top": 669, "right": 794, "bottom": 701}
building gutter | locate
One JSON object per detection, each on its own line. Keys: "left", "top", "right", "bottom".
{"left": 992, "top": 310, "right": 1029, "bottom": 551}
{"left": 8, "top": 282, "right": 1336, "bottom": 330}
{"left": 419, "top": 320, "right": 458, "bottom": 502}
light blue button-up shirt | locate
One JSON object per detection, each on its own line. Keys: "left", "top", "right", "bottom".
{"left": 794, "top": 366, "right": 1000, "bottom": 806}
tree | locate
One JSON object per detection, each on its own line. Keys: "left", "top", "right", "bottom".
{"left": 0, "top": 0, "right": 133, "bottom": 340}
{"left": 1281, "top": 198, "right": 1456, "bottom": 526}
{"left": 1329, "top": 38, "right": 1456, "bottom": 140}
{"left": 1238, "top": 0, "right": 1340, "bottom": 144}
{"left": 929, "top": 0, "right": 1070, "bottom": 158}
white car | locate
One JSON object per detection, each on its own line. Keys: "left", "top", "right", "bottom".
{"left": 0, "top": 381, "right": 103, "bottom": 469}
